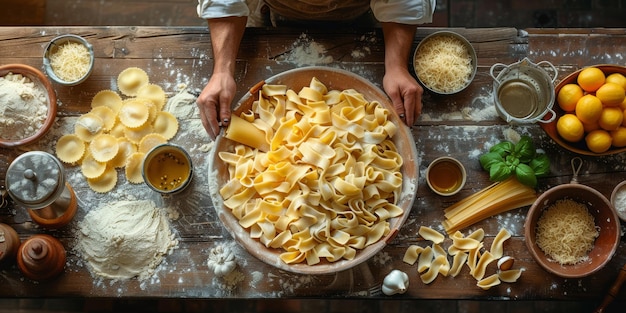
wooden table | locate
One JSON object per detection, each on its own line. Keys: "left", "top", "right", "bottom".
{"left": 0, "top": 26, "right": 625, "bottom": 306}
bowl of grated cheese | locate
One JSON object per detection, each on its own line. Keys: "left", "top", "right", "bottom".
{"left": 413, "top": 31, "right": 477, "bottom": 95}
{"left": 524, "top": 182, "right": 620, "bottom": 278}
{"left": 0, "top": 64, "right": 57, "bottom": 148}
{"left": 43, "top": 34, "right": 94, "bottom": 86}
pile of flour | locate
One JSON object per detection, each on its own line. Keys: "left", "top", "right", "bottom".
{"left": 0, "top": 72, "right": 48, "bottom": 140}
{"left": 76, "top": 200, "right": 178, "bottom": 281}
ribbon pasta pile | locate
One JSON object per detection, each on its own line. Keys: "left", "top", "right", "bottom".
{"left": 218, "top": 77, "right": 404, "bottom": 265}
{"left": 403, "top": 226, "right": 522, "bottom": 290}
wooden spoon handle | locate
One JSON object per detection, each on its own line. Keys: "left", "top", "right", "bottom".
{"left": 594, "top": 263, "right": 626, "bottom": 313}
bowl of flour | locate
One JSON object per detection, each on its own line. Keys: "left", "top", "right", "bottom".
{"left": 0, "top": 64, "right": 57, "bottom": 148}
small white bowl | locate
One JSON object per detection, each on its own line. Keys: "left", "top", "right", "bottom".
{"left": 610, "top": 180, "right": 626, "bottom": 222}
{"left": 426, "top": 157, "right": 467, "bottom": 196}
{"left": 43, "top": 34, "right": 94, "bottom": 86}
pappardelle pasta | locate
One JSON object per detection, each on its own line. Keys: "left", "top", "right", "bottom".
{"left": 219, "top": 77, "right": 404, "bottom": 265}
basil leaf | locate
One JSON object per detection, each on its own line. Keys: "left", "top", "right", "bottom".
{"left": 490, "top": 162, "right": 513, "bottom": 182}
{"left": 515, "top": 136, "right": 536, "bottom": 163}
{"left": 479, "top": 152, "right": 504, "bottom": 171}
{"left": 530, "top": 154, "right": 551, "bottom": 176}
{"left": 490, "top": 141, "right": 514, "bottom": 157}
{"left": 515, "top": 163, "right": 537, "bottom": 187}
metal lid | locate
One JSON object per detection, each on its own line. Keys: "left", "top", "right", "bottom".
{"left": 5, "top": 151, "right": 65, "bottom": 208}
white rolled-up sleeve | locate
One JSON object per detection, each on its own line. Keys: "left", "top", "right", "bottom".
{"left": 197, "top": 0, "right": 250, "bottom": 19}
{"left": 371, "top": 0, "right": 436, "bottom": 24}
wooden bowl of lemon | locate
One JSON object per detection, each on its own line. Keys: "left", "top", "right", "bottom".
{"left": 540, "top": 64, "right": 626, "bottom": 155}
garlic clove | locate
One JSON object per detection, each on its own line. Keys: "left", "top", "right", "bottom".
{"left": 497, "top": 256, "right": 515, "bottom": 271}
{"left": 381, "top": 269, "right": 409, "bottom": 296}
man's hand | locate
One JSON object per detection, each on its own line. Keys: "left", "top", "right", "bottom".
{"left": 196, "top": 72, "right": 237, "bottom": 139}
{"left": 383, "top": 67, "right": 423, "bottom": 126}
{"left": 197, "top": 16, "right": 247, "bottom": 140}
{"left": 381, "top": 22, "right": 423, "bottom": 126}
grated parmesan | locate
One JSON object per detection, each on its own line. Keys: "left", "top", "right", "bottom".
{"left": 414, "top": 34, "right": 473, "bottom": 93}
{"left": 49, "top": 42, "right": 91, "bottom": 82}
{"left": 535, "top": 199, "right": 599, "bottom": 265}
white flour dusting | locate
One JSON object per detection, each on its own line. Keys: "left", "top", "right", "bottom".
{"left": 278, "top": 33, "right": 333, "bottom": 66}
{"left": 76, "top": 200, "right": 178, "bottom": 281}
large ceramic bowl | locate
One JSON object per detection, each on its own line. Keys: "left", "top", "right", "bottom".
{"left": 0, "top": 64, "right": 57, "bottom": 148}
{"left": 208, "top": 66, "right": 419, "bottom": 274}
{"left": 540, "top": 64, "right": 626, "bottom": 155}
{"left": 524, "top": 183, "right": 620, "bottom": 278}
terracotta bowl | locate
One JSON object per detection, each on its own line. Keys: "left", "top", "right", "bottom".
{"left": 413, "top": 30, "right": 477, "bottom": 95}
{"left": 524, "top": 183, "right": 620, "bottom": 278}
{"left": 0, "top": 64, "right": 57, "bottom": 148}
{"left": 208, "top": 66, "right": 419, "bottom": 274}
{"left": 540, "top": 64, "right": 626, "bottom": 155}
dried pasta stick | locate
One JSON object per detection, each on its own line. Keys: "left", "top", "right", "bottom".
{"left": 443, "top": 178, "right": 536, "bottom": 234}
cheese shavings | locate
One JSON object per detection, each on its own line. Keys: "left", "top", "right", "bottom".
{"left": 536, "top": 199, "right": 599, "bottom": 265}
{"left": 414, "top": 34, "right": 473, "bottom": 93}
{"left": 49, "top": 42, "right": 91, "bottom": 82}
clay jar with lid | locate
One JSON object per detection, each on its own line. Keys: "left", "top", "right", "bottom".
{"left": 4, "top": 151, "right": 77, "bottom": 229}
{"left": 0, "top": 223, "right": 20, "bottom": 266}
{"left": 17, "top": 234, "right": 66, "bottom": 280}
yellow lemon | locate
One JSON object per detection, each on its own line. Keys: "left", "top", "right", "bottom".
{"left": 606, "top": 72, "right": 626, "bottom": 90}
{"left": 557, "top": 83, "right": 584, "bottom": 111}
{"left": 620, "top": 96, "right": 626, "bottom": 111}
{"left": 610, "top": 127, "right": 626, "bottom": 147}
{"left": 585, "top": 129, "right": 612, "bottom": 153}
{"left": 599, "top": 106, "right": 624, "bottom": 131}
{"left": 596, "top": 82, "right": 625, "bottom": 106}
{"left": 575, "top": 94, "right": 603, "bottom": 124}
{"left": 557, "top": 114, "right": 584, "bottom": 142}
{"left": 577, "top": 67, "right": 605, "bottom": 92}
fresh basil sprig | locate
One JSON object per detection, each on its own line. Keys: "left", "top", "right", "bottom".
{"left": 479, "top": 136, "right": 550, "bottom": 187}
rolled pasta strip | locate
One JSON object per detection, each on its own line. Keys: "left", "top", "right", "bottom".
{"left": 449, "top": 251, "right": 468, "bottom": 277}
{"left": 477, "top": 274, "right": 501, "bottom": 290}
{"left": 417, "top": 246, "right": 434, "bottom": 273}
{"left": 490, "top": 228, "right": 511, "bottom": 259}
{"left": 418, "top": 226, "right": 445, "bottom": 244}
{"left": 420, "top": 255, "right": 447, "bottom": 284}
{"left": 472, "top": 251, "right": 495, "bottom": 281}
{"left": 452, "top": 235, "right": 481, "bottom": 251}
{"left": 466, "top": 242, "right": 483, "bottom": 274}
{"left": 262, "top": 84, "right": 287, "bottom": 96}
{"left": 403, "top": 245, "right": 424, "bottom": 265}
{"left": 498, "top": 269, "right": 522, "bottom": 283}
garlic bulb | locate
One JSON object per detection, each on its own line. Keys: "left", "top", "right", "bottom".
{"left": 207, "top": 245, "right": 237, "bottom": 277}
{"left": 381, "top": 269, "right": 409, "bottom": 296}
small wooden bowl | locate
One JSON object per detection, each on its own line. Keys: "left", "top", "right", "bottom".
{"left": 540, "top": 64, "right": 626, "bottom": 155}
{"left": 0, "top": 64, "right": 57, "bottom": 148}
{"left": 208, "top": 66, "right": 419, "bottom": 274}
{"left": 524, "top": 183, "right": 620, "bottom": 278}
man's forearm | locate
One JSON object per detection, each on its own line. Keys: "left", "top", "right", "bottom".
{"left": 381, "top": 22, "right": 416, "bottom": 73}
{"left": 207, "top": 16, "right": 247, "bottom": 75}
